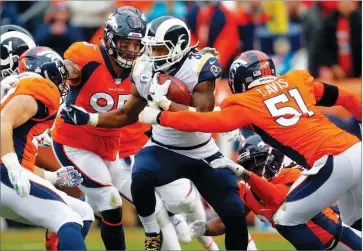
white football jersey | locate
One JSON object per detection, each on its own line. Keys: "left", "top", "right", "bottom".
{"left": 132, "top": 50, "right": 223, "bottom": 158}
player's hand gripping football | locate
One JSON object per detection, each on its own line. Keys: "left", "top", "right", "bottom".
{"left": 189, "top": 220, "right": 207, "bottom": 238}
{"left": 138, "top": 106, "right": 162, "bottom": 125}
{"left": 210, "top": 156, "right": 245, "bottom": 176}
{"left": 61, "top": 105, "right": 98, "bottom": 126}
{"left": 55, "top": 166, "right": 83, "bottom": 187}
{"left": 148, "top": 72, "right": 172, "bottom": 111}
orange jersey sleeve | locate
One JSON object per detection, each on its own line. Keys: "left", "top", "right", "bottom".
{"left": 247, "top": 173, "right": 286, "bottom": 207}
{"left": 13, "top": 77, "right": 60, "bottom": 119}
{"left": 313, "top": 81, "right": 362, "bottom": 122}
{"left": 64, "top": 42, "right": 100, "bottom": 70}
{"left": 160, "top": 105, "right": 250, "bottom": 133}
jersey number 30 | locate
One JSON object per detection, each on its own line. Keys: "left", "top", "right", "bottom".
{"left": 264, "top": 88, "right": 314, "bottom": 126}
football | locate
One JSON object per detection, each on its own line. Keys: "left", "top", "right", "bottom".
{"left": 158, "top": 74, "right": 191, "bottom": 105}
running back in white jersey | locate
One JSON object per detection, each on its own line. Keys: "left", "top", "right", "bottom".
{"left": 132, "top": 50, "right": 222, "bottom": 158}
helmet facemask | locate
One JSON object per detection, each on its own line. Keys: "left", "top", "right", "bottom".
{"left": 142, "top": 33, "right": 190, "bottom": 72}
{"left": 107, "top": 33, "right": 143, "bottom": 68}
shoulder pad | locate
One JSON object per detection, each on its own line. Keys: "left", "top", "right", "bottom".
{"left": 64, "top": 42, "right": 100, "bottom": 69}
{"left": 195, "top": 53, "right": 222, "bottom": 83}
{"left": 16, "top": 78, "right": 60, "bottom": 118}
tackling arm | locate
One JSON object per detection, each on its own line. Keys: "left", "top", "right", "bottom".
{"left": 64, "top": 59, "right": 81, "bottom": 85}
{"left": 159, "top": 105, "right": 249, "bottom": 133}
{"left": 243, "top": 171, "right": 286, "bottom": 207}
{"left": 313, "top": 81, "right": 362, "bottom": 121}
{"left": 96, "top": 84, "right": 147, "bottom": 128}
{"left": 168, "top": 80, "right": 216, "bottom": 112}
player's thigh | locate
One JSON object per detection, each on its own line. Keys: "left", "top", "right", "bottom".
{"left": 61, "top": 193, "right": 95, "bottom": 222}
{"left": 0, "top": 168, "right": 83, "bottom": 233}
{"left": 274, "top": 156, "right": 354, "bottom": 226}
{"left": 338, "top": 181, "right": 362, "bottom": 226}
{"left": 133, "top": 146, "right": 192, "bottom": 186}
{"left": 156, "top": 178, "right": 198, "bottom": 214}
{"left": 52, "top": 140, "right": 113, "bottom": 186}
{"left": 109, "top": 156, "right": 133, "bottom": 201}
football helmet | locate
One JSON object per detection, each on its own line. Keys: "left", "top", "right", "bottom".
{"left": 228, "top": 50, "right": 276, "bottom": 94}
{"left": 18, "top": 46, "right": 69, "bottom": 103}
{"left": 0, "top": 25, "right": 36, "bottom": 79}
{"left": 238, "top": 135, "right": 284, "bottom": 180}
{"left": 142, "top": 16, "right": 193, "bottom": 72}
{"left": 104, "top": 8, "right": 146, "bottom": 68}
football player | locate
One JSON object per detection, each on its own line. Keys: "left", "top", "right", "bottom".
{"left": 138, "top": 50, "right": 362, "bottom": 249}
{"left": 0, "top": 46, "right": 94, "bottom": 251}
{"left": 190, "top": 135, "right": 361, "bottom": 250}
{"left": 60, "top": 16, "right": 249, "bottom": 250}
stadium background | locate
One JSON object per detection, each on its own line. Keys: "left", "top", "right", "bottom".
{"left": 0, "top": 1, "right": 361, "bottom": 250}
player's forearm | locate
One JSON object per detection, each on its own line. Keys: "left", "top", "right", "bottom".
{"left": 247, "top": 173, "right": 285, "bottom": 206}
{"left": 0, "top": 122, "right": 15, "bottom": 158}
{"left": 159, "top": 106, "right": 245, "bottom": 133}
{"left": 336, "top": 88, "right": 362, "bottom": 122}
{"left": 97, "top": 109, "right": 138, "bottom": 128}
{"left": 205, "top": 217, "right": 226, "bottom": 236}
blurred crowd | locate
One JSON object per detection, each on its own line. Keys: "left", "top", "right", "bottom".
{"left": 1, "top": 0, "right": 361, "bottom": 81}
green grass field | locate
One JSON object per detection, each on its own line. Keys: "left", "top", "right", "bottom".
{"left": 0, "top": 227, "right": 294, "bottom": 250}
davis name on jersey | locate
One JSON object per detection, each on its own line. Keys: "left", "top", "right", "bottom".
{"left": 132, "top": 50, "right": 222, "bottom": 158}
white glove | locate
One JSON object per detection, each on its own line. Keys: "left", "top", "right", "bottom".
{"left": 222, "top": 128, "right": 241, "bottom": 142}
{"left": 189, "top": 220, "right": 207, "bottom": 238}
{"left": 2, "top": 153, "right": 31, "bottom": 197}
{"left": 1, "top": 75, "right": 19, "bottom": 99}
{"left": 36, "top": 129, "right": 52, "bottom": 148}
{"left": 148, "top": 72, "right": 172, "bottom": 111}
{"left": 210, "top": 156, "right": 245, "bottom": 176}
{"left": 55, "top": 166, "right": 83, "bottom": 187}
{"left": 138, "top": 106, "right": 162, "bottom": 125}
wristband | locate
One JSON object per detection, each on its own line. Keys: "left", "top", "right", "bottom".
{"left": 43, "top": 170, "right": 57, "bottom": 185}
{"left": 88, "top": 113, "right": 99, "bottom": 127}
{"left": 1, "top": 152, "right": 22, "bottom": 170}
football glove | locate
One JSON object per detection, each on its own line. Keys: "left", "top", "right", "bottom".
{"left": 61, "top": 105, "right": 98, "bottom": 126}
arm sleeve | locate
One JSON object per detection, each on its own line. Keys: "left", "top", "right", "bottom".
{"left": 247, "top": 173, "right": 286, "bottom": 206}
{"left": 159, "top": 105, "right": 249, "bottom": 132}
{"left": 313, "top": 81, "right": 362, "bottom": 121}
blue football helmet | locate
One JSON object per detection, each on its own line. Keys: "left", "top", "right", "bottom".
{"left": 228, "top": 50, "right": 276, "bottom": 94}
{"left": 18, "top": 46, "right": 69, "bottom": 103}
{"left": 104, "top": 8, "right": 146, "bottom": 68}
{"left": 238, "top": 134, "right": 284, "bottom": 180}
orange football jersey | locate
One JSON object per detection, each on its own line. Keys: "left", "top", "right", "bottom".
{"left": 239, "top": 167, "right": 340, "bottom": 245}
{"left": 0, "top": 76, "right": 60, "bottom": 172}
{"left": 52, "top": 42, "right": 148, "bottom": 160}
{"left": 161, "top": 70, "right": 360, "bottom": 168}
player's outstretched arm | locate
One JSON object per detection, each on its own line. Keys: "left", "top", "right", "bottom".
{"left": 158, "top": 105, "right": 249, "bottom": 133}
{"left": 62, "top": 84, "right": 147, "bottom": 128}
{"left": 244, "top": 172, "right": 286, "bottom": 207}
{"left": 97, "top": 84, "right": 148, "bottom": 128}
{"left": 64, "top": 59, "right": 81, "bottom": 85}
{"left": 313, "top": 81, "right": 362, "bottom": 122}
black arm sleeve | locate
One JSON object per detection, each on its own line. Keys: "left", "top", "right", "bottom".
{"left": 316, "top": 82, "right": 339, "bottom": 107}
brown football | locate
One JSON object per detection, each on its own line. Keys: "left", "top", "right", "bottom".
{"left": 158, "top": 74, "right": 191, "bottom": 105}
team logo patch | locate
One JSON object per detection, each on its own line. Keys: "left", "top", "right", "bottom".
{"left": 210, "top": 65, "right": 221, "bottom": 77}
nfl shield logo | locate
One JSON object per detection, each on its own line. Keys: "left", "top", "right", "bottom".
{"left": 115, "top": 78, "right": 121, "bottom": 85}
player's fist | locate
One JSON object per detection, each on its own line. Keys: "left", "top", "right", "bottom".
{"left": 56, "top": 166, "right": 83, "bottom": 187}
{"left": 189, "top": 220, "right": 207, "bottom": 238}
{"left": 199, "top": 47, "right": 219, "bottom": 57}
{"left": 1, "top": 75, "right": 19, "bottom": 99}
{"left": 210, "top": 157, "right": 245, "bottom": 176}
{"left": 61, "top": 105, "right": 98, "bottom": 126}
{"left": 148, "top": 72, "right": 172, "bottom": 110}
{"left": 138, "top": 106, "right": 162, "bottom": 125}
{"left": 8, "top": 167, "right": 31, "bottom": 197}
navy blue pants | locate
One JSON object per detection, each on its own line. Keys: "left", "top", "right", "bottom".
{"left": 131, "top": 146, "right": 248, "bottom": 250}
